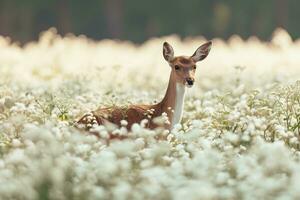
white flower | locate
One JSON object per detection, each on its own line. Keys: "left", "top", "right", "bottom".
{"left": 11, "top": 139, "right": 22, "bottom": 147}
{"left": 2, "top": 29, "right": 300, "bottom": 199}
{"left": 10, "top": 102, "right": 26, "bottom": 113}
{"left": 120, "top": 120, "right": 128, "bottom": 126}
{"left": 90, "top": 186, "right": 106, "bottom": 199}
{"left": 225, "top": 132, "right": 239, "bottom": 145}
{"left": 112, "top": 181, "right": 131, "bottom": 200}
{"left": 6, "top": 149, "right": 26, "bottom": 164}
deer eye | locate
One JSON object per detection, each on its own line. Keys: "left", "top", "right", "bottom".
{"left": 175, "top": 65, "right": 180, "bottom": 70}
{"left": 193, "top": 65, "right": 197, "bottom": 70}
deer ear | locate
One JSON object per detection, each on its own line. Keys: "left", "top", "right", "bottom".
{"left": 163, "top": 42, "right": 174, "bottom": 62}
{"left": 191, "top": 41, "right": 212, "bottom": 62}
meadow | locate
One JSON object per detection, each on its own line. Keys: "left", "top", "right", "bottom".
{"left": 1, "top": 28, "right": 300, "bottom": 199}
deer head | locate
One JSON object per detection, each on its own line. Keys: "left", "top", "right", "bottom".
{"left": 163, "top": 41, "right": 212, "bottom": 88}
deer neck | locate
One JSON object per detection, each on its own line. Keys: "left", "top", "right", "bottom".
{"left": 159, "top": 72, "right": 186, "bottom": 129}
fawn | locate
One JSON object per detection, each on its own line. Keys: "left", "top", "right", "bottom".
{"left": 76, "top": 41, "right": 212, "bottom": 137}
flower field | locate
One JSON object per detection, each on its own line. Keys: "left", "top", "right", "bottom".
{"left": 1, "top": 28, "right": 300, "bottom": 199}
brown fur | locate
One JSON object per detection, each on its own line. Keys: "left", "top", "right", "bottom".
{"left": 177, "top": 57, "right": 194, "bottom": 65}
{"left": 76, "top": 72, "right": 180, "bottom": 137}
{"left": 76, "top": 41, "right": 212, "bottom": 139}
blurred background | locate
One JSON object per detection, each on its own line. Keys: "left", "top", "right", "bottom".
{"left": 0, "top": 0, "right": 298, "bottom": 44}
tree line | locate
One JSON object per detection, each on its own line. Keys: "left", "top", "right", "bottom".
{"left": 0, "top": 0, "right": 298, "bottom": 43}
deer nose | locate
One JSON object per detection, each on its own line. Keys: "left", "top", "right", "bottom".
{"left": 186, "top": 78, "right": 194, "bottom": 86}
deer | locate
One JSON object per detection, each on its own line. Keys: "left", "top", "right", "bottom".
{"left": 76, "top": 41, "right": 212, "bottom": 139}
